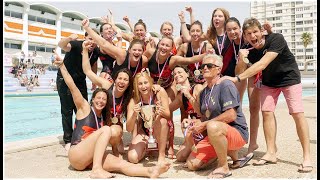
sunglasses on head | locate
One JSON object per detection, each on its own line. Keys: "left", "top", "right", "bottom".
{"left": 199, "top": 63, "right": 219, "bottom": 70}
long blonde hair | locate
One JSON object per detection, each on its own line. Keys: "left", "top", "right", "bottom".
{"left": 207, "top": 8, "right": 230, "bottom": 46}
{"left": 133, "top": 69, "right": 154, "bottom": 102}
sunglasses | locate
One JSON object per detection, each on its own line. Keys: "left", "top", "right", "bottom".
{"left": 199, "top": 63, "right": 219, "bottom": 70}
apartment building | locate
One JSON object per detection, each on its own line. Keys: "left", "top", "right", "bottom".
{"left": 250, "top": 1, "right": 317, "bottom": 71}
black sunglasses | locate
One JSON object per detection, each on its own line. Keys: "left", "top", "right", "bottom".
{"left": 199, "top": 63, "right": 219, "bottom": 70}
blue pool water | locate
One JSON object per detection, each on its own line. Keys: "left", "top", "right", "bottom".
{"left": 4, "top": 88, "right": 317, "bottom": 142}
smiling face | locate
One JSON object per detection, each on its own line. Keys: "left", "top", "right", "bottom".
{"left": 84, "top": 34, "right": 97, "bottom": 52}
{"left": 134, "top": 24, "right": 146, "bottom": 40}
{"left": 173, "top": 67, "right": 188, "bottom": 84}
{"left": 137, "top": 75, "right": 152, "bottom": 95}
{"left": 158, "top": 37, "right": 173, "bottom": 56}
{"left": 201, "top": 55, "right": 222, "bottom": 80}
{"left": 129, "top": 42, "right": 144, "bottom": 62}
{"left": 226, "top": 21, "right": 241, "bottom": 41}
{"left": 101, "top": 23, "right": 115, "bottom": 40}
{"left": 161, "top": 23, "right": 173, "bottom": 37}
{"left": 92, "top": 91, "right": 108, "bottom": 111}
{"left": 114, "top": 72, "right": 130, "bottom": 93}
{"left": 190, "top": 24, "right": 203, "bottom": 42}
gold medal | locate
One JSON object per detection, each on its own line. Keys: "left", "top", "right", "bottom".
{"left": 205, "top": 110, "right": 211, "bottom": 119}
{"left": 157, "top": 79, "right": 162, "bottom": 85}
{"left": 111, "top": 117, "right": 118, "bottom": 124}
{"left": 144, "top": 121, "right": 150, "bottom": 128}
{"left": 191, "top": 144, "right": 198, "bottom": 153}
{"left": 176, "top": 84, "right": 181, "bottom": 91}
{"left": 194, "top": 69, "right": 201, "bottom": 76}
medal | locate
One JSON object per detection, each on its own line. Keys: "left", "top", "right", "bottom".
{"left": 144, "top": 121, "right": 150, "bottom": 128}
{"left": 157, "top": 79, "right": 162, "bottom": 85}
{"left": 111, "top": 117, "right": 118, "bottom": 124}
{"left": 191, "top": 144, "right": 198, "bottom": 153}
{"left": 176, "top": 84, "right": 181, "bottom": 91}
{"left": 205, "top": 109, "right": 211, "bottom": 119}
{"left": 194, "top": 69, "right": 200, "bottom": 76}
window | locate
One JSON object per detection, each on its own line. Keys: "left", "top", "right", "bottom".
{"left": 296, "top": 14, "right": 303, "bottom": 18}
{"left": 46, "top": 19, "right": 56, "bottom": 25}
{"left": 10, "top": 11, "right": 22, "bottom": 19}
{"left": 28, "top": 45, "right": 36, "bottom": 51}
{"left": 276, "top": 3, "right": 282, "bottom": 7}
{"left": 36, "top": 46, "right": 45, "bottom": 52}
{"left": 296, "top": 1, "right": 303, "bottom": 5}
{"left": 297, "top": 49, "right": 303, "bottom": 52}
{"left": 28, "top": 15, "right": 36, "bottom": 21}
{"left": 296, "top": 21, "right": 303, "bottom": 25}
{"left": 37, "top": 17, "right": 46, "bottom": 23}
{"left": 276, "top": 10, "right": 282, "bottom": 14}
{"left": 296, "top": 28, "right": 303, "bottom": 32}
{"left": 5, "top": 43, "right": 10, "bottom": 48}
{"left": 304, "top": 7, "right": 310, "bottom": 11}
{"left": 46, "top": 47, "right": 55, "bottom": 52}
{"left": 304, "top": 20, "right": 313, "bottom": 24}
{"left": 5, "top": 10, "right": 10, "bottom": 16}
{"left": 306, "top": 49, "right": 313, "bottom": 53}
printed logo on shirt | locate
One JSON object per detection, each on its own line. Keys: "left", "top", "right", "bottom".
{"left": 223, "top": 101, "right": 233, "bottom": 107}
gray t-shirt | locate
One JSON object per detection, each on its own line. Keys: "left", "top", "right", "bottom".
{"left": 200, "top": 80, "right": 248, "bottom": 142}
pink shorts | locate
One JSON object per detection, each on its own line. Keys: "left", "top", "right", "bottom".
{"left": 260, "top": 83, "right": 304, "bottom": 114}
{"left": 190, "top": 125, "right": 246, "bottom": 163}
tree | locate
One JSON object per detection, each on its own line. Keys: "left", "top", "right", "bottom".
{"left": 301, "top": 32, "right": 312, "bottom": 72}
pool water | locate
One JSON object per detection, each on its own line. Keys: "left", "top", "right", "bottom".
{"left": 4, "top": 88, "right": 317, "bottom": 142}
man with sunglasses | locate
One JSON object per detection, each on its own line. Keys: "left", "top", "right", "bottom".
{"left": 185, "top": 54, "right": 250, "bottom": 178}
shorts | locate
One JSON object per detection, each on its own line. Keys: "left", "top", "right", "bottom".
{"left": 190, "top": 125, "right": 246, "bottom": 163}
{"left": 261, "top": 83, "right": 304, "bottom": 114}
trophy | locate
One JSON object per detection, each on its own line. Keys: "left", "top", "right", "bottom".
{"left": 140, "top": 104, "right": 157, "bottom": 150}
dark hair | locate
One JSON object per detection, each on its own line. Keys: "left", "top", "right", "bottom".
{"left": 242, "top": 17, "right": 262, "bottom": 33}
{"left": 225, "top": 17, "right": 241, "bottom": 28}
{"left": 180, "top": 24, "right": 191, "bottom": 36}
{"left": 207, "top": 8, "right": 230, "bottom": 46}
{"left": 173, "top": 65, "right": 195, "bottom": 85}
{"left": 90, "top": 88, "right": 111, "bottom": 125}
{"left": 190, "top": 20, "right": 203, "bottom": 32}
{"left": 128, "top": 39, "right": 145, "bottom": 50}
{"left": 112, "top": 68, "right": 133, "bottom": 116}
{"left": 134, "top": 19, "right": 147, "bottom": 31}
{"left": 99, "top": 23, "right": 112, "bottom": 33}
{"left": 85, "top": 29, "right": 100, "bottom": 37}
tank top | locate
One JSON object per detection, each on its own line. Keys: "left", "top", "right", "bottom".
{"left": 182, "top": 86, "right": 201, "bottom": 119}
{"left": 186, "top": 42, "right": 206, "bottom": 84}
{"left": 71, "top": 109, "right": 104, "bottom": 145}
{"left": 148, "top": 50, "right": 173, "bottom": 89}
{"left": 107, "top": 86, "right": 125, "bottom": 127}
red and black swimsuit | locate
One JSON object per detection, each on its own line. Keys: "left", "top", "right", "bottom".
{"left": 185, "top": 43, "right": 206, "bottom": 84}
{"left": 182, "top": 86, "right": 201, "bottom": 119}
{"left": 112, "top": 52, "right": 143, "bottom": 78}
{"left": 107, "top": 86, "right": 125, "bottom": 127}
{"left": 148, "top": 50, "right": 173, "bottom": 89}
{"left": 71, "top": 109, "right": 104, "bottom": 146}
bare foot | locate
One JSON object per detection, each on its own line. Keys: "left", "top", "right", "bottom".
{"left": 208, "top": 167, "right": 231, "bottom": 179}
{"left": 90, "top": 168, "right": 115, "bottom": 179}
{"left": 148, "top": 162, "right": 171, "bottom": 178}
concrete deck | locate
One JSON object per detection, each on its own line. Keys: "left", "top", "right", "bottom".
{"left": 4, "top": 96, "right": 317, "bottom": 179}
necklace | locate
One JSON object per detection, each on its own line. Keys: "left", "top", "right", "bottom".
{"left": 91, "top": 106, "right": 102, "bottom": 129}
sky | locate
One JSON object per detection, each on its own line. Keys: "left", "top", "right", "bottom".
{"left": 32, "top": 0, "right": 251, "bottom": 37}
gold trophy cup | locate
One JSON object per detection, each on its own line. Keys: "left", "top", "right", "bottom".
{"left": 140, "top": 104, "right": 157, "bottom": 150}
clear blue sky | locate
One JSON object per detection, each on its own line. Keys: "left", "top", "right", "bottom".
{"left": 41, "top": 1, "right": 251, "bottom": 36}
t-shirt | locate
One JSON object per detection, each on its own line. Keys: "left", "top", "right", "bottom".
{"left": 57, "top": 40, "right": 99, "bottom": 82}
{"left": 199, "top": 80, "right": 248, "bottom": 142}
{"left": 247, "top": 33, "right": 301, "bottom": 87}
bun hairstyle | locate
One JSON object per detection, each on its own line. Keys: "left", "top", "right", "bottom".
{"left": 134, "top": 19, "right": 147, "bottom": 31}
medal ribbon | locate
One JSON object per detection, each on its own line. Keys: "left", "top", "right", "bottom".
{"left": 128, "top": 55, "right": 141, "bottom": 77}
{"left": 204, "top": 85, "right": 215, "bottom": 115}
{"left": 232, "top": 35, "right": 242, "bottom": 63}
{"left": 91, "top": 106, "right": 102, "bottom": 129}
{"left": 156, "top": 51, "right": 170, "bottom": 80}
{"left": 216, "top": 33, "right": 226, "bottom": 55}
{"left": 113, "top": 87, "right": 124, "bottom": 118}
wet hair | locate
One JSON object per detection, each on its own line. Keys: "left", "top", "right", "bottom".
{"left": 112, "top": 68, "right": 134, "bottom": 116}
{"left": 159, "top": 35, "right": 174, "bottom": 48}
{"left": 133, "top": 69, "right": 154, "bottom": 102}
{"left": 90, "top": 88, "right": 111, "bottom": 125}
{"left": 190, "top": 20, "right": 203, "bottom": 33}
{"left": 160, "top": 21, "right": 174, "bottom": 34}
{"left": 207, "top": 8, "right": 230, "bottom": 46}
{"left": 242, "top": 17, "right": 262, "bottom": 33}
{"left": 180, "top": 24, "right": 191, "bottom": 36}
{"left": 128, "top": 38, "right": 145, "bottom": 50}
{"left": 173, "top": 65, "right": 195, "bottom": 85}
{"left": 85, "top": 28, "right": 99, "bottom": 37}
{"left": 225, "top": 17, "right": 241, "bottom": 28}
{"left": 134, "top": 19, "right": 147, "bottom": 31}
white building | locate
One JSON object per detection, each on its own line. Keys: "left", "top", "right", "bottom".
{"left": 250, "top": 1, "right": 317, "bottom": 71}
{"left": 4, "top": 1, "right": 161, "bottom": 68}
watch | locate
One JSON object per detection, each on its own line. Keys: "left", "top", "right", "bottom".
{"left": 236, "top": 75, "right": 241, "bottom": 82}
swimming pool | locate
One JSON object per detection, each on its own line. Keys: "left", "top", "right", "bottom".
{"left": 4, "top": 88, "right": 317, "bottom": 142}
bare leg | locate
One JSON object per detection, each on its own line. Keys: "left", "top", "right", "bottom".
{"left": 103, "top": 153, "right": 171, "bottom": 178}
{"left": 246, "top": 77, "right": 260, "bottom": 155}
{"left": 292, "top": 112, "right": 312, "bottom": 170}
{"left": 127, "top": 133, "right": 148, "bottom": 163}
{"left": 154, "top": 117, "right": 169, "bottom": 163}
{"left": 109, "top": 125, "right": 123, "bottom": 157}
{"left": 235, "top": 78, "right": 247, "bottom": 104}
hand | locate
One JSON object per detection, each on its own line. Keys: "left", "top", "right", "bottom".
{"left": 263, "top": 21, "right": 272, "bottom": 35}
{"left": 178, "top": 11, "right": 185, "bottom": 22}
{"left": 189, "top": 119, "right": 204, "bottom": 134}
{"left": 155, "top": 102, "right": 164, "bottom": 116}
{"left": 101, "top": 15, "right": 108, "bottom": 24}
{"left": 205, "top": 48, "right": 215, "bottom": 54}
{"left": 53, "top": 50, "right": 63, "bottom": 67}
{"left": 123, "top": 16, "right": 130, "bottom": 23}
{"left": 81, "top": 19, "right": 90, "bottom": 28}
{"left": 68, "top": 34, "right": 78, "bottom": 41}
{"left": 185, "top": 6, "right": 193, "bottom": 13}
{"left": 152, "top": 84, "right": 161, "bottom": 94}
{"left": 133, "top": 103, "right": 142, "bottom": 114}
{"left": 217, "top": 75, "right": 237, "bottom": 84}
{"left": 239, "top": 49, "right": 249, "bottom": 60}
{"left": 82, "top": 40, "right": 92, "bottom": 50}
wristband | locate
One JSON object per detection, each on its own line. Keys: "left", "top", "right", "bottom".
{"left": 236, "top": 75, "right": 241, "bottom": 82}
{"left": 180, "top": 21, "right": 186, "bottom": 24}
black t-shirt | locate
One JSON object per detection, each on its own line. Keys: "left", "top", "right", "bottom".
{"left": 57, "top": 40, "right": 99, "bottom": 82}
{"left": 247, "top": 33, "right": 301, "bottom": 87}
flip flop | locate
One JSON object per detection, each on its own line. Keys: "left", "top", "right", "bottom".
{"left": 230, "top": 152, "right": 254, "bottom": 169}
{"left": 298, "top": 164, "right": 313, "bottom": 173}
{"left": 208, "top": 171, "right": 232, "bottom": 179}
{"left": 252, "top": 158, "right": 277, "bottom": 166}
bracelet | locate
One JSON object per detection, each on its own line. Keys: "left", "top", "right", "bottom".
{"left": 236, "top": 75, "right": 241, "bottom": 82}
{"left": 180, "top": 21, "right": 186, "bottom": 24}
